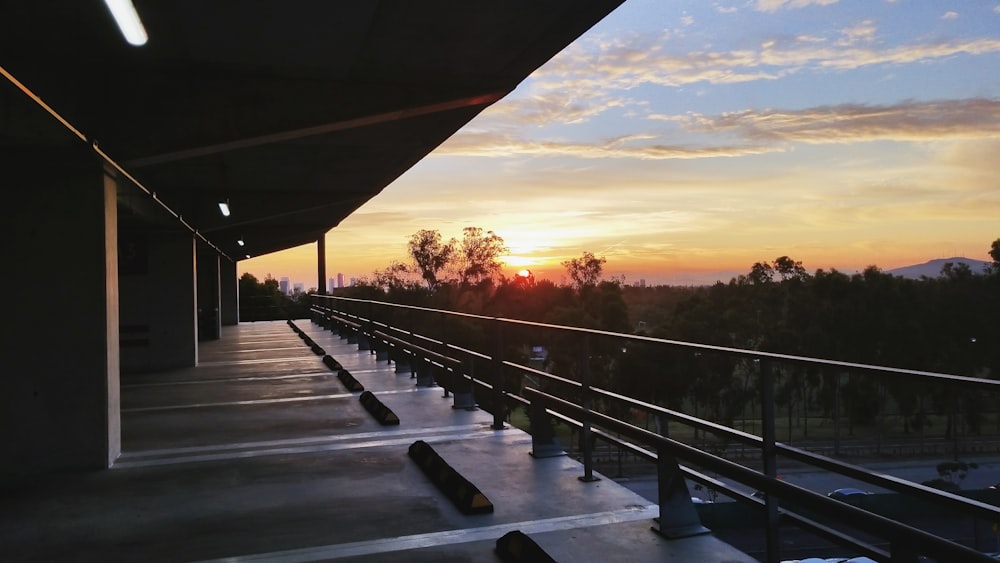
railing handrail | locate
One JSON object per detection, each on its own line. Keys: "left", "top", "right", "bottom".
{"left": 524, "top": 386, "right": 996, "bottom": 563}
{"left": 311, "top": 295, "right": 1000, "bottom": 562}
{"left": 314, "top": 294, "right": 997, "bottom": 390}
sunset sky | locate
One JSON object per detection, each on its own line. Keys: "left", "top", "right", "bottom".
{"left": 241, "top": 0, "right": 1000, "bottom": 288}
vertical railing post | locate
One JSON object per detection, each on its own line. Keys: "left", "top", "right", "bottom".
{"left": 833, "top": 371, "right": 841, "bottom": 457}
{"left": 491, "top": 318, "right": 505, "bottom": 430}
{"left": 529, "top": 395, "right": 563, "bottom": 458}
{"left": 759, "top": 358, "right": 780, "bottom": 563}
{"left": 440, "top": 311, "right": 450, "bottom": 398}
{"left": 579, "top": 333, "right": 598, "bottom": 482}
{"left": 358, "top": 300, "right": 373, "bottom": 353}
{"left": 952, "top": 394, "right": 961, "bottom": 461}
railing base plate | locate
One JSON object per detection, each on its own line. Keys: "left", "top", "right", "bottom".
{"left": 651, "top": 520, "right": 711, "bottom": 539}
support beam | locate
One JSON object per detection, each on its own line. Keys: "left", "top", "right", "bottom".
{"left": 197, "top": 247, "right": 221, "bottom": 340}
{"left": 221, "top": 258, "right": 239, "bottom": 325}
{"left": 317, "top": 236, "right": 327, "bottom": 295}
{"left": 125, "top": 92, "right": 505, "bottom": 168}
{"left": 0, "top": 149, "right": 120, "bottom": 473}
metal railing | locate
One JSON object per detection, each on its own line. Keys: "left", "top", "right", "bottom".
{"left": 311, "top": 294, "right": 1000, "bottom": 563}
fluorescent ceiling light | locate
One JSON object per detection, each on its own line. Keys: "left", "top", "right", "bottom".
{"left": 218, "top": 202, "right": 231, "bottom": 217}
{"left": 103, "top": 0, "right": 148, "bottom": 46}
{"left": 237, "top": 239, "right": 245, "bottom": 247}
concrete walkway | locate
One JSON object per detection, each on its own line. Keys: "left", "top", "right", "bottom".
{"left": 2, "top": 320, "right": 755, "bottom": 562}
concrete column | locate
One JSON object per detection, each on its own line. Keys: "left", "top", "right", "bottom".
{"left": 197, "top": 248, "right": 221, "bottom": 341}
{"left": 220, "top": 258, "right": 239, "bottom": 325}
{"left": 0, "top": 151, "right": 120, "bottom": 473}
{"left": 317, "top": 236, "right": 327, "bottom": 295}
{"left": 120, "top": 233, "right": 198, "bottom": 371}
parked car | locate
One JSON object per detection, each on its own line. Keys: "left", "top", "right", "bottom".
{"left": 827, "top": 488, "right": 871, "bottom": 501}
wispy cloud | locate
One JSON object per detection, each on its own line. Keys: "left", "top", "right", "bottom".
{"left": 837, "top": 20, "right": 877, "bottom": 46}
{"left": 755, "top": 0, "right": 841, "bottom": 13}
{"left": 681, "top": 99, "right": 1000, "bottom": 144}
{"left": 436, "top": 131, "right": 784, "bottom": 160}
{"left": 941, "top": 11, "right": 959, "bottom": 20}
{"left": 441, "top": 98, "right": 1000, "bottom": 160}
{"left": 536, "top": 31, "right": 1000, "bottom": 93}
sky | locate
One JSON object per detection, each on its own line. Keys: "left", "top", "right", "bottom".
{"left": 240, "top": 0, "right": 1000, "bottom": 288}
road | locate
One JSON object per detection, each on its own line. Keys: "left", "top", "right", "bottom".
{"left": 610, "top": 455, "right": 1000, "bottom": 559}
{"left": 611, "top": 455, "right": 1000, "bottom": 503}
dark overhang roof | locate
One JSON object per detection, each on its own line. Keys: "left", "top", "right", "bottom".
{"left": 1, "top": 0, "right": 624, "bottom": 259}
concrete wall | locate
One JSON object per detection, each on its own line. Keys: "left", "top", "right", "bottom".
{"left": 0, "top": 151, "right": 120, "bottom": 473}
{"left": 197, "top": 247, "right": 221, "bottom": 340}
{"left": 120, "top": 233, "right": 198, "bottom": 371}
{"left": 221, "top": 258, "right": 239, "bottom": 325}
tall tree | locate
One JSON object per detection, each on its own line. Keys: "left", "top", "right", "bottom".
{"left": 747, "top": 261, "right": 775, "bottom": 285}
{"left": 773, "top": 255, "right": 808, "bottom": 281}
{"left": 407, "top": 229, "right": 455, "bottom": 289}
{"left": 456, "top": 227, "right": 508, "bottom": 286}
{"left": 562, "top": 251, "right": 606, "bottom": 290}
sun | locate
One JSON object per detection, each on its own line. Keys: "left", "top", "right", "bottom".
{"left": 517, "top": 269, "right": 532, "bottom": 278}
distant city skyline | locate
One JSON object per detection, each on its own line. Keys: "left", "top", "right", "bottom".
{"left": 240, "top": 0, "right": 1000, "bottom": 287}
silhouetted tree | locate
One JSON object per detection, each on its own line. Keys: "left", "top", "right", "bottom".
{"left": 562, "top": 252, "right": 606, "bottom": 290}
{"left": 456, "top": 227, "right": 508, "bottom": 286}
{"left": 407, "top": 229, "right": 455, "bottom": 289}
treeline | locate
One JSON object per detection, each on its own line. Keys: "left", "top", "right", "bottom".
{"left": 335, "top": 231, "right": 1000, "bottom": 441}
{"left": 648, "top": 256, "right": 1000, "bottom": 375}
{"left": 619, "top": 254, "right": 1000, "bottom": 441}
{"left": 238, "top": 273, "right": 312, "bottom": 321}
{"left": 340, "top": 229, "right": 632, "bottom": 333}
{"left": 344, "top": 230, "right": 1000, "bottom": 378}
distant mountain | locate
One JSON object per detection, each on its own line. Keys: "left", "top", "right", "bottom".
{"left": 887, "top": 257, "right": 992, "bottom": 279}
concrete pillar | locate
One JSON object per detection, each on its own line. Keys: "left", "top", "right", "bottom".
{"left": 317, "top": 236, "right": 327, "bottom": 295}
{"left": 0, "top": 150, "right": 120, "bottom": 473}
{"left": 197, "top": 247, "right": 221, "bottom": 341}
{"left": 120, "top": 232, "right": 198, "bottom": 371}
{"left": 221, "top": 258, "right": 239, "bottom": 326}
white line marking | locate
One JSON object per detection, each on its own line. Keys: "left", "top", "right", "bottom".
{"left": 113, "top": 429, "right": 516, "bottom": 469}
{"left": 119, "top": 424, "right": 486, "bottom": 459}
{"left": 216, "top": 346, "right": 310, "bottom": 353}
{"left": 122, "top": 372, "right": 331, "bottom": 388}
{"left": 122, "top": 393, "right": 355, "bottom": 413}
{"left": 197, "top": 357, "right": 318, "bottom": 366}
{"left": 196, "top": 505, "right": 659, "bottom": 562}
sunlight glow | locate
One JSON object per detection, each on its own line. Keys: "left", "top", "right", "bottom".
{"left": 504, "top": 255, "right": 537, "bottom": 267}
{"left": 238, "top": 1, "right": 1000, "bottom": 289}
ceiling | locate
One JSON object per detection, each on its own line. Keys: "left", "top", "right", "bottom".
{"left": 1, "top": 0, "right": 625, "bottom": 261}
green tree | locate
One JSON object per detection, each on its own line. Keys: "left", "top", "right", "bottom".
{"left": 238, "top": 272, "right": 286, "bottom": 321}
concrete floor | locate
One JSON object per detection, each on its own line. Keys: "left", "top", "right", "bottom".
{"left": 2, "top": 320, "right": 756, "bottom": 562}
